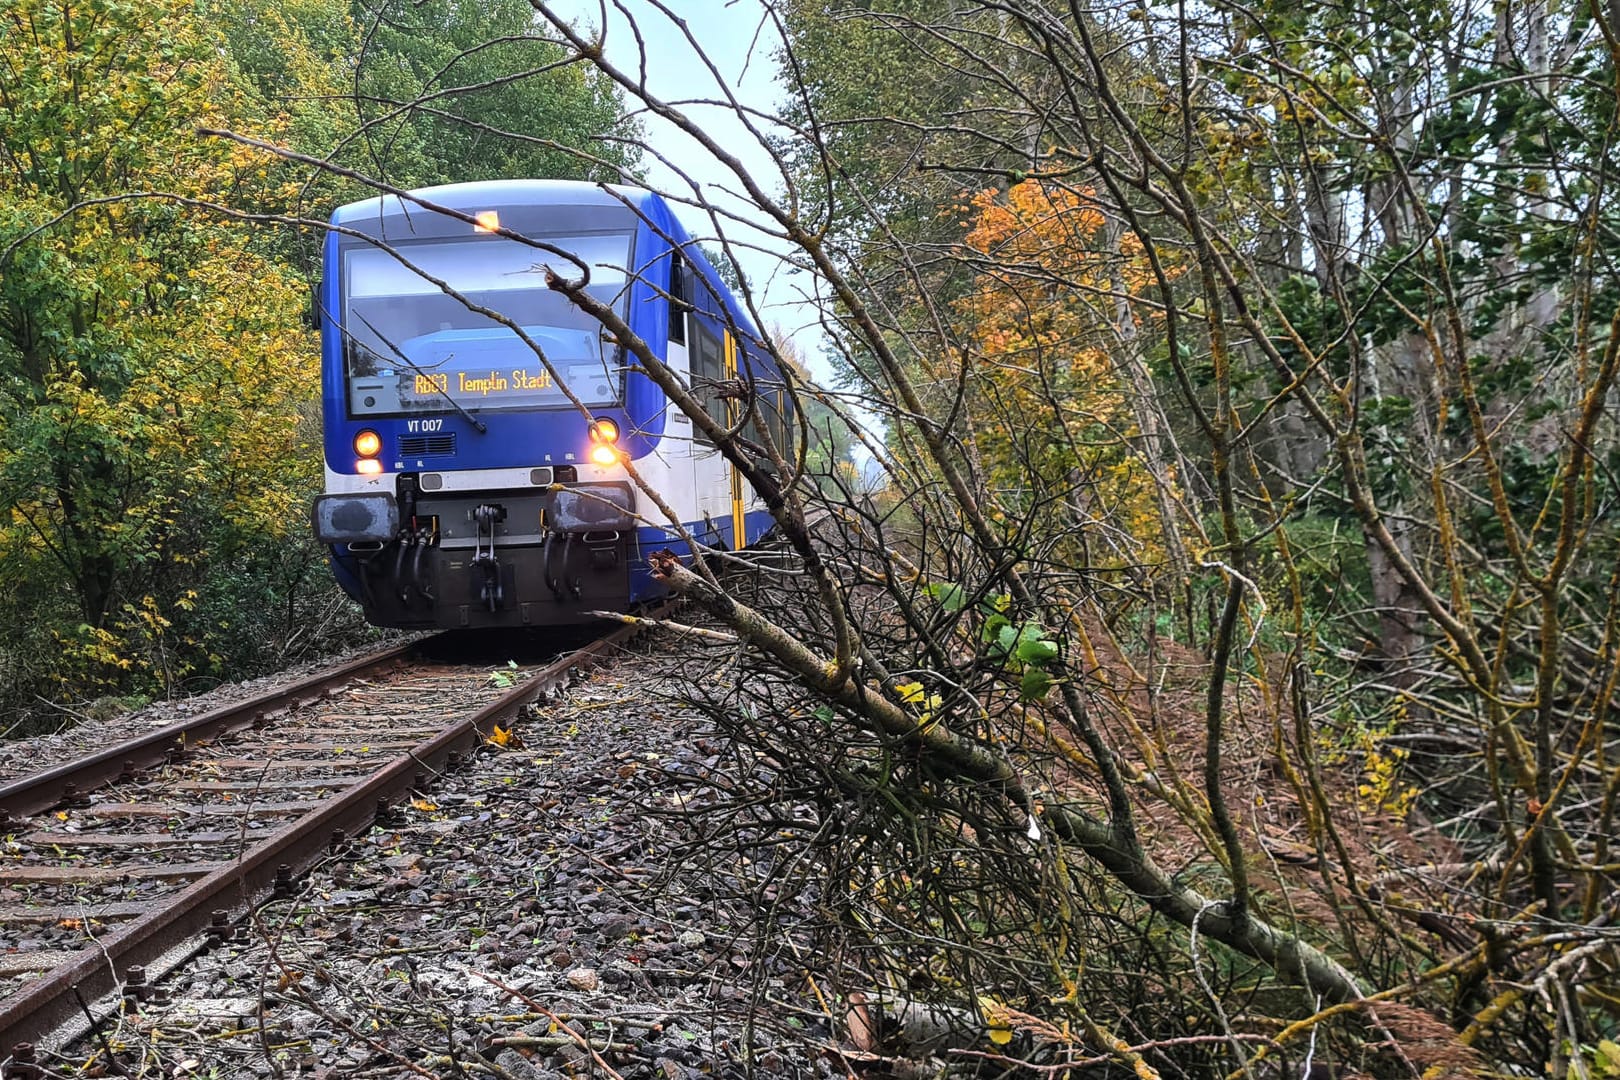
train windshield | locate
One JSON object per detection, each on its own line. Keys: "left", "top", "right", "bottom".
{"left": 340, "top": 231, "right": 631, "bottom": 418}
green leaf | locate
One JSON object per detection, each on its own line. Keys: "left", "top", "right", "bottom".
{"left": 1596, "top": 1040, "right": 1620, "bottom": 1077}
{"left": 993, "top": 624, "right": 1019, "bottom": 657}
{"left": 1019, "top": 667, "right": 1053, "bottom": 701}
{"left": 981, "top": 613, "right": 1010, "bottom": 643}
{"left": 924, "top": 581, "right": 966, "bottom": 611}
{"left": 977, "top": 594, "right": 1012, "bottom": 616}
{"left": 1015, "top": 638, "right": 1059, "bottom": 664}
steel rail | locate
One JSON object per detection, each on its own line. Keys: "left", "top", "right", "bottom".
{"left": 0, "top": 642, "right": 418, "bottom": 823}
{"left": 0, "top": 614, "right": 657, "bottom": 1057}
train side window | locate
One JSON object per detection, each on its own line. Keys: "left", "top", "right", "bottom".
{"left": 668, "top": 253, "right": 687, "bottom": 346}
{"left": 763, "top": 387, "right": 790, "bottom": 460}
{"left": 691, "top": 321, "right": 724, "bottom": 444}
{"left": 730, "top": 347, "right": 783, "bottom": 465}
{"left": 746, "top": 377, "right": 790, "bottom": 464}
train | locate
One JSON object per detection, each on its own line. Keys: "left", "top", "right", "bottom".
{"left": 310, "top": 179, "right": 782, "bottom": 629}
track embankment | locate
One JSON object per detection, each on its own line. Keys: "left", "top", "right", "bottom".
{"left": 1, "top": 624, "right": 835, "bottom": 1079}
{"left": 0, "top": 622, "right": 685, "bottom": 1064}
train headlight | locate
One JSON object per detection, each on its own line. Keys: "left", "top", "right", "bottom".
{"left": 588, "top": 417, "right": 620, "bottom": 465}
{"left": 354, "top": 429, "right": 382, "bottom": 458}
{"left": 356, "top": 458, "right": 384, "bottom": 476}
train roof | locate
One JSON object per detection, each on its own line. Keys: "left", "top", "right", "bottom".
{"left": 327, "top": 179, "right": 760, "bottom": 342}
{"left": 331, "top": 179, "right": 658, "bottom": 225}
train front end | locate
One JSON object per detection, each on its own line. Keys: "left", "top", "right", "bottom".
{"left": 312, "top": 180, "right": 660, "bottom": 630}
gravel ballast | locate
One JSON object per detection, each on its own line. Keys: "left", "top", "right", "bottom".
{"left": 37, "top": 630, "right": 843, "bottom": 1078}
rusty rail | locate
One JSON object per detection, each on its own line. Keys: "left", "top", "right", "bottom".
{"left": 0, "top": 614, "right": 657, "bottom": 1056}
{"left": 0, "top": 642, "right": 417, "bottom": 823}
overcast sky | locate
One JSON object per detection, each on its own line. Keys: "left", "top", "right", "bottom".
{"left": 538, "top": 1, "right": 823, "bottom": 359}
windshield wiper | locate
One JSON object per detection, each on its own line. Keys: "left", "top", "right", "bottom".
{"left": 353, "top": 312, "right": 488, "bottom": 435}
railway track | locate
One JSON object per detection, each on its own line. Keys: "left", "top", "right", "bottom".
{"left": 0, "top": 618, "right": 657, "bottom": 1064}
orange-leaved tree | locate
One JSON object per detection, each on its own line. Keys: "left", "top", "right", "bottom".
{"left": 953, "top": 178, "right": 1189, "bottom": 577}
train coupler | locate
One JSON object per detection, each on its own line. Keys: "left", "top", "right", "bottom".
{"left": 472, "top": 503, "right": 506, "bottom": 612}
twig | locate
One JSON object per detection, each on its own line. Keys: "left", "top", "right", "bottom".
{"left": 462, "top": 968, "right": 629, "bottom": 1080}
{"left": 486, "top": 1034, "right": 636, "bottom": 1052}
{"left": 73, "top": 987, "right": 132, "bottom": 1078}
{"left": 952, "top": 1034, "right": 1275, "bottom": 1072}
{"left": 583, "top": 611, "right": 740, "bottom": 643}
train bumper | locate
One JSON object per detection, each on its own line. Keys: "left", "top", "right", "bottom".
{"left": 315, "top": 482, "right": 638, "bottom": 630}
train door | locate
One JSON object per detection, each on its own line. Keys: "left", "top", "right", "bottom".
{"left": 724, "top": 331, "right": 746, "bottom": 550}
{"left": 689, "top": 318, "right": 735, "bottom": 547}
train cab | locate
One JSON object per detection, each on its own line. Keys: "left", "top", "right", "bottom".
{"left": 311, "top": 179, "right": 778, "bottom": 630}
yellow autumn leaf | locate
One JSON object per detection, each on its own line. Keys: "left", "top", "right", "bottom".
{"left": 977, "top": 994, "right": 1014, "bottom": 1045}
{"left": 410, "top": 798, "right": 438, "bottom": 812}
{"left": 1596, "top": 1039, "right": 1620, "bottom": 1075}
{"left": 487, "top": 724, "right": 523, "bottom": 749}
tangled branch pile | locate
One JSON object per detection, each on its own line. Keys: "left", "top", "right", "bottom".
{"left": 524, "top": 1, "right": 1620, "bottom": 1073}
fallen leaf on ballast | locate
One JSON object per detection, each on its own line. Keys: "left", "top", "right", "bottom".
{"left": 487, "top": 723, "right": 523, "bottom": 749}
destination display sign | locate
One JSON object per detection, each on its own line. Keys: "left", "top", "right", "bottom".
{"left": 412, "top": 368, "right": 555, "bottom": 397}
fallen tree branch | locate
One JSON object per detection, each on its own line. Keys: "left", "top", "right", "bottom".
{"left": 648, "top": 551, "right": 1368, "bottom": 1004}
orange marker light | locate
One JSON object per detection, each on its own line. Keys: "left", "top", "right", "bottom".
{"left": 474, "top": 210, "right": 500, "bottom": 233}
{"left": 354, "top": 429, "right": 382, "bottom": 458}
{"left": 589, "top": 417, "right": 619, "bottom": 443}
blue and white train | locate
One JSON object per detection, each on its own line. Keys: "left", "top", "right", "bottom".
{"left": 310, "top": 179, "right": 781, "bottom": 629}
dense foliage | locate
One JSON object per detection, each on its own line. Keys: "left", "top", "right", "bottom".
{"left": 0, "top": 0, "right": 637, "bottom": 729}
